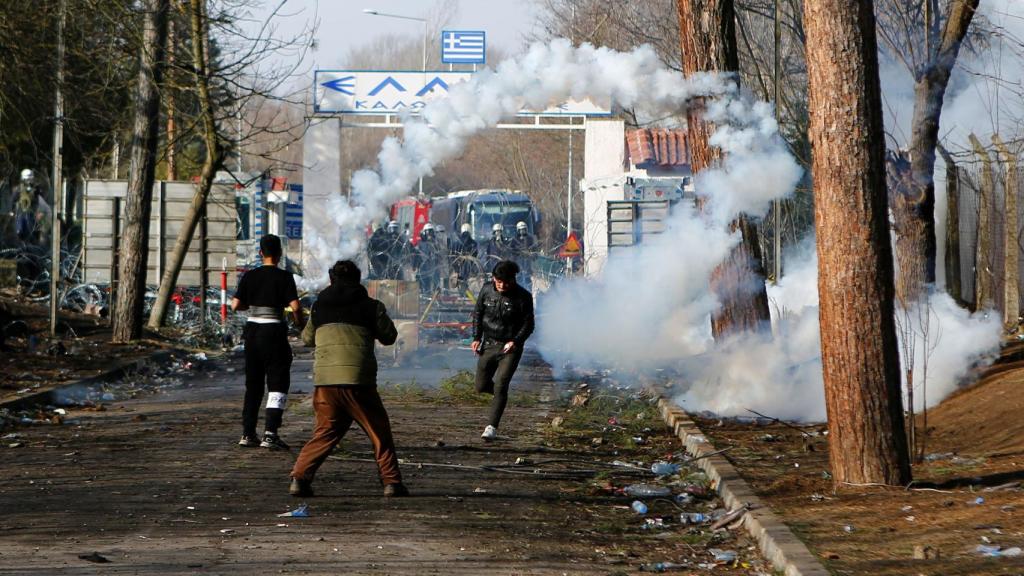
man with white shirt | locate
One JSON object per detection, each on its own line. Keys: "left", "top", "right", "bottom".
{"left": 231, "top": 235, "right": 304, "bottom": 449}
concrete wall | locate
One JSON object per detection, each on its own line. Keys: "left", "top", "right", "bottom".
{"left": 82, "top": 180, "right": 237, "bottom": 287}
{"left": 581, "top": 119, "right": 626, "bottom": 277}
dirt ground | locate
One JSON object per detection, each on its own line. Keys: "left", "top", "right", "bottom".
{"left": 691, "top": 343, "right": 1024, "bottom": 576}
{"left": 0, "top": 344, "right": 774, "bottom": 575}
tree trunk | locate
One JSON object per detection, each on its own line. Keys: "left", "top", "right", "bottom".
{"left": 937, "top": 145, "right": 962, "bottom": 305}
{"left": 891, "top": 0, "right": 980, "bottom": 303}
{"left": 994, "top": 135, "right": 1019, "bottom": 328}
{"left": 112, "top": 0, "right": 169, "bottom": 343}
{"left": 970, "top": 134, "right": 994, "bottom": 311}
{"left": 677, "top": 0, "right": 771, "bottom": 338}
{"left": 803, "top": 0, "right": 911, "bottom": 486}
{"left": 147, "top": 0, "right": 222, "bottom": 329}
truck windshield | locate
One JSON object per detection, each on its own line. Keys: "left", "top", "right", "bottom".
{"left": 473, "top": 204, "right": 533, "bottom": 238}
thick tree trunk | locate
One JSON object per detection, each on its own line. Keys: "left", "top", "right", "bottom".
{"left": 112, "top": 0, "right": 169, "bottom": 343}
{"left": 994, "top": 135, "right": 1019, "bottom": 328}
{"left": 891, "top": 0, "right": 980, "bottom": 303}
{"left": 937, "top": 145, "right": 962, "bottom": 305}
{"left": 147, "top": 0, "right": 222, "bottom": 329}
{"left": 803, "top": 0, "right": 911, "bottom": 486}
{"left": 970, "top": 134, "right": 995, "bottom": 311}
{"left": 677, "top": 0, "right": 771, "bottom": 338}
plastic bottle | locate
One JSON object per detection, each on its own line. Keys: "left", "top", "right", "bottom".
{"left": 674, "top": 493, "right": 694, "bottom": 505}
{"left": 680, "top": 512, "right": 709, "bottom": 525}
{"left": 624, "top": 484, "right": 672, "bottom": 498}
{"left": 650, "top": 461, "right": 681, "bottom": 476}
{"left": 640, "top": 562, "right": 683, "bottom": 572}
{"left": 631, "top": 500, "right": 648, "bottom": 514}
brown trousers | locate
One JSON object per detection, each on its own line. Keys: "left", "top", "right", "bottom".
{"left": 291, "top": 386, "right": 403, "bottom": 485}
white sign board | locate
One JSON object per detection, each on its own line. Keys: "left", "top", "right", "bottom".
{"left": 314, "top": 70, "right": 611, "bottom": 117}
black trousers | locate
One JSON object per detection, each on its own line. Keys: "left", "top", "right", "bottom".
{"left": 242, "top": 322, "right": 292, "bottom": 436}
{"left": 474, "top": 343, "right": 523, "bottom": 428}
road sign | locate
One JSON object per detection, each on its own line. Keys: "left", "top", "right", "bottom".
{"left": 558, "top": 231, "right": 582, "bottom": 258}
{"left": 441, "top": 31, "right": 485, "bottom": 64}
{"left": 314, "top": 70, "right": 611, "bottom": 116}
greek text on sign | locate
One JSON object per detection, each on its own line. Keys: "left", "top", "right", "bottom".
{"left": 441, "top": 31, "right": 485, "bottom": 64}
{"left": 314, "top": 70, "right": 611, "bottom": 116}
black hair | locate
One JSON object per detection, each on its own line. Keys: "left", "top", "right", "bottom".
{"left": 259, "top": 234, "right": 283, "bottom": 258}
{"left": 492, "top": 260, "right": 519, "bottom": 282}
{"left": 329, "top": 260, "right": 361, "bottom": 285}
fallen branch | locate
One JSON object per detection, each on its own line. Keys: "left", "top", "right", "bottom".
{"left": 744, "top": 408, "right": 813, "bottom": 438}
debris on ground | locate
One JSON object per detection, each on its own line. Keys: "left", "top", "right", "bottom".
{"left": 77, "top": 552, "right": 110, "bottom": 563}
{"left": 277, "top": 504, "right": 310, "bottom": 518}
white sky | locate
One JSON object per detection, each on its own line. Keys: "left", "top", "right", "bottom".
{"left": 262, "top": 0, "right": 542, "bottom": 70}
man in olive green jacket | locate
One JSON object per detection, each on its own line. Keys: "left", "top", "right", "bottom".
{"left": 289, "top": 260, "right": 408, "bottom": 498}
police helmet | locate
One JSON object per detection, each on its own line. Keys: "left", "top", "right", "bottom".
{"left": 460, "top": 223, "right": 472, "bottom": 234}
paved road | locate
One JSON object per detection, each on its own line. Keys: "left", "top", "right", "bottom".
{"left": 0, "top": 346, "right": 768, "bottom": 575}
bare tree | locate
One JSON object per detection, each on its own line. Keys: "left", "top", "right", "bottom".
{"left": 147, "top": 0, "right": 315, "bottom": 328}
{"left": 804, "top": 0, "right": 911, "bottom": 486}
{"left": 112, "top": 0, "right": 169, "bottom": 342}
{"left": 876, "top": 0, "right": 981, "bottom": 303}
{"left": 677, "top": 0, "right": 772, "bottom": 339}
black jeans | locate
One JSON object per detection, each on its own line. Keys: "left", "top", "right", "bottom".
{"left": 474, "top": 342, "right": 523, "bottom": 428}
{"left": 242, "top": 322, "right": 292, "bottom": 436}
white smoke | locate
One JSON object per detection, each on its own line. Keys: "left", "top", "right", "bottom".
{"left": 671, "top": 237, "right": 1000, "bottom": 422}
{"left": 304, "top": 40, "right": 742, "bottom": 284}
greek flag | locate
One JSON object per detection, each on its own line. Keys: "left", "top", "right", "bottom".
{"left": 441, "top": 30, "right": 485, "bottom": 64}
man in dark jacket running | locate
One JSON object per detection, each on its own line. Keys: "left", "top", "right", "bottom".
{"left": 471, "top": 260, "right": 535, "bottom": 440}
{"left": 232, "top": 235, "right": 304, "bottom": 450}
{"left": 289, "top": 260, "right": 408, "bottom": 498}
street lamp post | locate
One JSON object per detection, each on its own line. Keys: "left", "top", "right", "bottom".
{"left": 363, "top": 8, "right": 427, "bottom": 195}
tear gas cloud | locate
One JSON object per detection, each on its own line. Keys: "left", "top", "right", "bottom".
{"left": 669, "top": 238, "right": 1000, "bottom": 422}
{"left": 303, "top": 39, "right": 744, "bottom": 285}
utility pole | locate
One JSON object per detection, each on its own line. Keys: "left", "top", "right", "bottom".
{"left": 566, "top": 1, "right": 576, "bottom": 276}
{"left": 772, "top": 0, "right": 782, "bottom": 285}
{"left": 50, "top": 0, "right": 67, "bottom": 337}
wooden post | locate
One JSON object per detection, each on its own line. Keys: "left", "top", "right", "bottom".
{"left": 994, "top": 135, "right": 1019, "bottom": 328}
{"left": 970, "top": 134, "right": 994, "bottom": 311}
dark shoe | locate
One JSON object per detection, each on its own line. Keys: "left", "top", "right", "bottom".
{"left": 383, "top": 483, "right": 409, "bottom": 497}
{"left": 238, "top": 435, "right": 260, "bottom": 447}
{"left": 289, "top": 478, "right": 314, "bottom": 497}
{"left": 260, "top": 432, "right": 290, "bottom": 450}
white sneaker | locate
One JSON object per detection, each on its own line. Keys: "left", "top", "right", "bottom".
{"left": 481, "top": 425, "right": 497, "bottom": 440}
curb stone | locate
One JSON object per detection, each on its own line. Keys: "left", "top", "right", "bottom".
{"left": 0, "top": 350, "right": 179, "bottom": 411}
{"left": 656, "top": 398, "right": 831, "bottom": 576}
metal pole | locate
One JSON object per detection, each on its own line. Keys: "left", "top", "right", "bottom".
{"left": 419, "top": 21, "right": 426, "bottom": 196}
{"left": 50, "top": 0, "right": 66, "bottom": 336}
{"left": 772, "top": 0, "right": 782, "bottom": 285}
{"left": 566, "top": 117, "right": 574, "bottom": 275}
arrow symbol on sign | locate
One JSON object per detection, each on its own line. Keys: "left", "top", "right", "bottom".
{"left": 416, "top": 77, "right": 450, "bottom": 96}
{"left": 322, "top": 76, "right": 356, "bottom": 95}
{"left": 369, "top": 76, "right": 407, "bottom": 96}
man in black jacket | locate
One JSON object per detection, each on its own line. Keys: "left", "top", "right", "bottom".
{"left": 471, "top": 260, "right": 534, "bottom": 440}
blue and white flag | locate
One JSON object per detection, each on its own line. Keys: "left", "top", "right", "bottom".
{"left": 441, "top": 30, "right": 485, "bottom": 64}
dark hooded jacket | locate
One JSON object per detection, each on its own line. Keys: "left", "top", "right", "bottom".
{"left": 301, "top": 282, "right": 397, "bottom": 386}
{"left": 473, "top": 281, "right": 534, "bottom": 348}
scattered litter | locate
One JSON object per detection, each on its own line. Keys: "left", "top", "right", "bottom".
{"left": 639, "top": 561, "right": 685, "bottom": 572}
{"left": 673, "top": 493, "right": 694, "bottom": 505}
{"left": 186, "top": 506, "right": 195, "bottom": 510}
{"left": 974, "top": 497, "right": 986, "bottom": 505}
{"left": 276, "top": 523, "right": 288, "bottom": 527}
{"left": 514, "top": 457, "right": 531, "bottom": 465}
{"left": 219, "top": 529, "right": 235, "bottom": 534}
{"left": 650, "top": 461, "right": 680, "bottom": 476}
{"left": 843, "top": 525, "right": 855, "bottom": 533}
{"left": 53, "top": 408, "right": 66, "bottom": 416}
{"left": 976, "top": 544, "right": 1022, "bottom": 557}
{"left": 190, "top": 352, "right": 208, "bottom": 362}
{"left": 8, "top": 442, "right": 23, "bottom": 448}
{"left": 710, "top": 505, "right": 749, "bottom": 530}
{"left": 984, "top": 481, "right": 1021, "bottom": 492}
{"left": 623, "top": 484, "right": 672, "bottom": 498}
{"left": 680, "top": 512, "right": 710, "bottom": 525}
{"left": 277, "top": 504, "right": 309, "bottom": 518}
{"left": 473, "top": 487, "right": 488, "bottom": 494}
{"left": 1, "top": 433, "right": 20, "bottom": 440}
{"left": 632, "top": 436, "right": 646, "bottom": 444}
{"left": 810, "top": 493, "right": 827, "bottom": 502}
{"left": 709, "top": 549, "right": 737, "bottom": 563}
{"left": 905, "top": 516, "right": 916, "bottom": 522}
{"left": 607, "top": 417, "right": 619, "bottom": 426}
{"left": 901, "top": 505, "right": 913, "bottom": 512}
{"left": 78, "top": 552, "right": 110, "bottom": 563}
{"left": 550, "top": 416, "right": 564, "bottom": 429}
{"left": 631, "top": 501, "right": 648, "bottom": 515}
